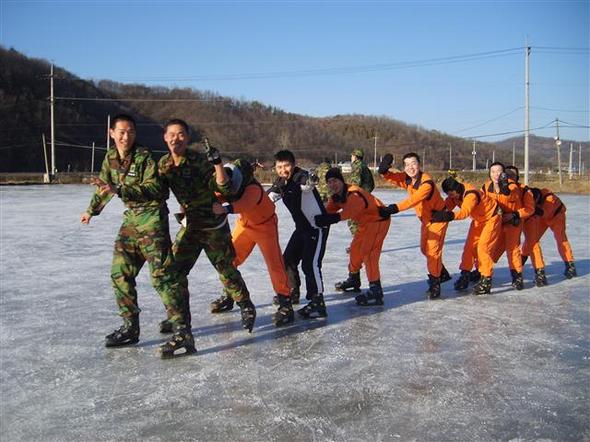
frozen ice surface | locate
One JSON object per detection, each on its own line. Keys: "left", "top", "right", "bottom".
{"left": 1, "top": 184, "right": 589, "bottom": 441}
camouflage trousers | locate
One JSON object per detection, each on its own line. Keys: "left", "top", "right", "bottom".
{"left": 111, "top": 207, "right": 188, "bottom": 328}
{"left": 173, "top": 220, "right": 250, "bottom": 307}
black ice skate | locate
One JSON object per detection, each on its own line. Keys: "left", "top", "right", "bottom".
{"left": 335, "top": 272, "right": 361, "bottom": 293}
{"left": 534, "top": 268, "right": 548, "bottom": 287}
{"left": 297, "top": 294, "right": 327, "bottom": 319}
{"left": 564, "top": 261, "right": 577, "bottom": 279}
{"left": 105, "top": 316, "right": 140, "bottom": 347}
{"left": 210, "top": 295, "right": 235, "bottom": 313}
{"left": 440, "top": 265, "right": 452, "bottom": 283}
{"left": 274, "top": 287, "right": 301, "bottom": 305}
{"left": 159, "top": 319, "right": 174, "bottom": 334}
{"left": 454, "top": 270, "right": 471, "bottom": 291}
{"left": 158, "top": 328, "right": 196, "bottom": 359}
{"left": 473, "top": 277, "right": 492, "bottom": 295}
{"left": 273, "top": 295, "right": 294, "bottom": 327}
{"left": 510, "top": 269, "right": 524, "bottom": 290}
{"left": 355, "top": 280, "right": 384, "bottom": 306}
{"left": 237, "top": 299, "right": 256, "bottom": 333}
{"left": 425, "top": 274, "right": 441, "bottom": 299}
{"left": 469, "top": 269, "right": 481, "bottom": 283}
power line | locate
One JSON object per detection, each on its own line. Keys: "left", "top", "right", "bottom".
{"left": 454, "top": 107, "right": 523, "bottom": 134}
{"left": 532, "top": 106, "right": 589, "bottom": 113}
{"left": 54, "top": 96, "right": 226, "bottom": 102}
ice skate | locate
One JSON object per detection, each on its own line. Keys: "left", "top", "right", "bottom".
{"left": 473, "top": 277, "right": 492, "bottom": 295}
{"left": 564, "top": 261, "right": 577, "bottom": 279}
{"left": 210, "top": 295, "right": 234, "bottom": 313}
{"left": 534, "top": 268, "right": 548, "bottom": 287}
{"left": 454, "top": 270, "right": 470, "bottom": 291}
{"left": 335, "top": 272, "right": 361, "bottom": 293}
{"left": 274, "top": 287, "right": 300, "bottom": 305}
{"left": 469, "top": 269, "right": 481, "bottom": 283}
{"left": 297, "top": 293, "right": 327, "bottom": 319}
{"left": 158, "top": 328, "right": 196, "bottom": 359}
{"left": 273, "top": 295, "right": 294, "bottom": 327}
{"left": 159, "top": 319, "right": 173, "bottom": 334}
{"left": 237, "top": 299, "right": 256, "bottom": 333}
{"left": 440, "top": 265, "right": 452, "bottom": 283}
{"left": 105, "top": 316, "right": 140, "bottom": 347}
{"left": 425, "top": 274, "right": 441, "bottom": 299}
{"left": 510, "top": 269, "right": 524, "bottom": 290}
{"left": 355, "top": 280, "right": 384, "bottom": 306}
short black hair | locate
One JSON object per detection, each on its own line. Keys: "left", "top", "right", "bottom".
{"left": 505, "top": 165, "right": 520, "bottom": 183}
{"left": 164, "top": 118, "right": 190, "bottom": 134}
{"left": 111, "top": 114, "right": 136, "bottom": 129}
{"left": 402, "top": 152, "right": 421, "bottom": 164}
{"left": 274, "top": 150, "right": 296, "bottom": 164}
{"left": 489, "top": 161, "right": 505, "bottom": 171}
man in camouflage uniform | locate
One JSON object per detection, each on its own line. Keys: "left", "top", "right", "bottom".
{"left": 158, "top": 119, "right": 256, "bottom": 333}
{"left": 348, "top": 148, "right": 375, "bottom": 235}
{"left": 80, "top": 114, "right": 194, "bottom": 358}
{"left": 315, "top": 158, "right": 332, "bottom": 203}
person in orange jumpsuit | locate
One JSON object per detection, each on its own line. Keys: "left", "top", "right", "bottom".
{"left": 484, "top": 162, "right": 532, "bottom": 291}
{"left": 521, "top": 186, "right": 577, "bottom": 280}
{"left": 503, "top": 166, "right": 546, "bottom": 287}
{"left": 377, "top": 152, "right": 451, "bottom": 299}
{"left": 212, "top": 159, "right": 294, "bottom": 327}
{"left": 314, "top": 167, "right": 391, "bottom": 306}
{"left": 432, "top": 176, "right": 502, "bottom": 295}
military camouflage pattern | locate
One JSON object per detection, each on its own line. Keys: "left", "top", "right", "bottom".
{"left": 159, "top": 147, "right": 251, "bottom": 304}
{"left": 350, "top": 158, "right": 375, "bottom": 193}
{"left": 316, "top": 161, "right": 332, "bottom": 202}
{"left": 86, "top": 145, "right": 188, "bottom": 327}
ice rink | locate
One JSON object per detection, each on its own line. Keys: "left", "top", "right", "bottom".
{"left": 1, "top": 184, "right": 589, "bottom": 441}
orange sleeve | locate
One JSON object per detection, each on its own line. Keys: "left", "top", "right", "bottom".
{"left": 230, "top": 185, "right": 264, "bottom": 214}
{"left": 518, "top": 188, "right": 535, "bottom": 220}
{"left": 445, "top": 196, "right": 458, "bottom": 211}
{"left": 453, "top": 193, "right": 478, "bottom": 221}
{"left": 337, "top": 193, "right": 367, "bottom": 221}
{"left": 326, "top": 198, "right": 342, "bottom": 214}
{"left": 382, "top": 171, "right": 408, "bottom": 188}
{"left": 396, "top": 181, "right": 434, "bottom": 212}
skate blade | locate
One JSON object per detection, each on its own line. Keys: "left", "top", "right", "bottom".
{"left": 158, "top": 346, "right": 197, "bottom": 359}
{"left": 105, "top": 338, "right": 139, "bottom": 348}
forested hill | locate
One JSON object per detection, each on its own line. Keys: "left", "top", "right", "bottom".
{"left": 1, "top": 46, "right": 586, "bottom": 173}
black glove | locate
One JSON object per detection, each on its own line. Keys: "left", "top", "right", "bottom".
{"left": 534, "top": 206, "right": 544, "bottom": 217}
{"left": 307, "top": 171, "right": 319, "bottom": 186}
{"left": 378, "top": 153, "right": 394, "bottom": 175}
{"left": 510, "top": 212, "right": 521, "bottom": 226}
{"left": 431, "top": 210, "right": 455, "bottom": 223}
{"left": 498, "top": 172, "right": 511, "bottom": 196}
{"left": 203, "top": 137, "right": 222, "bottom": 165}
{"left": 378, "top": 204, "right": 399, "bottom": 218}
{"left": 314, "top": 213, "right": 340, "bottom": 227}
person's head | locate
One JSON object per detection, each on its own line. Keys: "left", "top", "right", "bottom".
{"left": 223, "top": 163, "right": 244, "bottom": 195}
{"left": 489, "top": 161, "right": 505, "bottom": 183}
{"left": 351, "top": 148, "right": 364, "bottom": 162}
{"left": 325, "top": 167, "right": 346, "bottom": 196}
{"left": 163, "top": 118, "right": 190, "bottom": 157}
{"left": 274, "top": 150, "right": 296, "bottom": 179}
{"left": 505, "top": 165, "right": 519, "bottom": 183}
{"left": 402, "top": 152, "right": 421, "bottom": 179}
{"left": 109, "top": 114, "right": 136, "bottom": 152}
{"left": 441, "top": 176, "right": 465, "bottom": 199}
{"left": 233, "top": 158, "right": 255, "bottom": 187}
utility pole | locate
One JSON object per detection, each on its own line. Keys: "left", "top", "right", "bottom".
{"left": 492, "top": 150, "right": 495, "bottom": 163}
{"left": 50, "top": 64, "right": 56, "bottom": 178}
{"left": 42, "top": 134, "right": 50, "bottom": 183}
{"left": 472, "top": 140, "right": 477, "bottom": 171}
{"left": 568, "top": 143, "right": 573, "bottom": 180}
{"left": 555, "top": 118, "right": 562, "bottom": 187}
{"left": 106, "top": 115, "right": 111, "bottom": 150}
{"left": 579, "top": 144, "right": 582, "bottom": 176}
{"left": 523, "top": 43, "right": 531, "bottom": 185}
{"left": 373, "top": 134, "right": 378, "bottom": 171}
{"left": 449, "top": 143, "right": 452, "bottom": 170}
{"left": 91, "top": 142, "right": 96, "bottom": 174}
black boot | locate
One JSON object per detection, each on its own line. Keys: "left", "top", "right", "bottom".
{"left": 105, "top": 316, "right": 140, "bottom": 347}
{"left": 297, "top": 293, "right": 327, "bottom": 319}
{"left": 237, "top": 299, "right": 256, "bottom": 333}
{"left": 564, "top": 261, "right": 577, "bottom": 279}
{"left": 273, "top": 295, "right": 294, "bottom": 327}
{"left": 469, "top": 269, "right": 481, "bottom": 283}
{"left": 335, "top": 272, "right": 361, "bottom": 292}
{"left": 453, "top": 270, "right": 471, "bottom": 291}
{"left": 210, "top": 294, "right": 234, "bottom": 313}
{"left": 534, "top": 268, "right": 548, "bottom": 287}
{"left": 425, "top": 274, "right": 441, "bottom": 299}
{"left": 159, "top": 319, "right": 174, "bottom": 334}
{"left": 473, "top": 276, "right": 492, "bottom": 295}
{"left": 440, "top": 265, "right": 452, "bottom": 283}
{"left": 274, "top": 287, "right": 301, "bottom": 305}
{"left": 355, "top": 280, "right": 384, "bottom": 306}
{"left": 158, "top": 326, "right": 196, "bottom": 359}
{"left": 511, "top": 269, "right": 524, "bottom": 290}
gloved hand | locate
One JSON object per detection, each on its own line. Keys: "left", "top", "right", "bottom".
{"left": 378, "top": 204, "right": 399, "bottom": 218}
{"left": 510, "top": 211, "right": 521, "bottom": 226}
{"left": 203, "top": 137, "right": 222, "bottom": 165}
{"left": 378, "top": 154, "right": 394, "bottom": 175}
{"left": 307, "top": 171, "right": 319, "bottom": 186}
{"left": 431, "top": 210, "right": 455, "bottom": 223}
{"left": 314, "top": 213, "right": 341, "bottom": 227}
{"left": 534, "top": 206, "right": 544, "bottom": 217}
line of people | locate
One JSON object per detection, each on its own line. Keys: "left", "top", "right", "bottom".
{"left": 81, "top": 114, "right": 577, "bottom": 359}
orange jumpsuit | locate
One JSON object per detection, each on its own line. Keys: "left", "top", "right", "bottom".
{"left": 326, "top": 185, "right": 391, "bottom": 282}
{"left": 382, "top": 171, "right": 448, "bottom": 277}
{"left": 522, "top": 188, "right": 574, "bottom": 265}
{"left": 486, "top": 180, "right": 533, "bottom": 272}
{"left": 445, "top": 183, "right": 502, "bottom": 278}
{"left": 225, "top": 182, "right": 291, "bottom": 296}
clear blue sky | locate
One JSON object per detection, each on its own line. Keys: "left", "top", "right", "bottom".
{"left": 1, "top": 0, "right": 588, "bottom": 142}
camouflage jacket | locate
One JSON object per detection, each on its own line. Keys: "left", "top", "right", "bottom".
{"left": 86, "top": 145, "right": 165, "bottom": 216}
{"left": 350, "top": 159, "right": 375, "bottom": 193}
{"left": 316, "top": 162, "right": 332, "bottom": 202}
{"left": 158, "top": 149, "right": 232, "bottom": 230}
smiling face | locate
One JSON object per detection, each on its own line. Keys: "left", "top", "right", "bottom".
{"left": 164, "top": 124, "right": 189, "bottom": 157}
{"left": 327, "top": 177, "right": 344, "bottom": 195}
{"left": 275, "top": 159, "right": 294, "bottom": 179}
{"left": 403, "top": 155, "right": 421, "bottom": 180}
{"left": 489, "top": 164, "right": 504, "bottom": 184}
{"left": 109, "top": 120, "right": 136, "bottom": 155}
